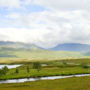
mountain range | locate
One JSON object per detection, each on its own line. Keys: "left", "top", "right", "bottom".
{"left": 0, "top": 41, "right": 90, "bottom": 59}
{"left": 51, "top": 43, "right": 90, "bottom": 52}
{"left": 0, "top": 41, "right": 90, "bottom": 52}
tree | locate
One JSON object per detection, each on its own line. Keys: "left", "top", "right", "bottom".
{"left": 0, "top": 66, "right": 9, "bottom": 76}
{"left": 3, "top": 66, "right": 9, "bottom": 75}
{"left": 16, "top": 68, "right": 19, "bottom": 74}
{"left": 0, "top": 69, "right": 4, "bottom": 76}
{"left": 27, "top": 66, "right": 30, "bottom": 73}
{"left": 33, "top": 62, "right": 42, "bottom": 72}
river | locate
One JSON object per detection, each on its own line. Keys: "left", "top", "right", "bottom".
{"left": 0, "top": 74, "right": 90, "bottom": 84}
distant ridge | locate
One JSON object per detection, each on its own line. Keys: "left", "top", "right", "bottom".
{"left": 50, "top": 43, "right": 90, "bottom": 52}
{"left": 0, "top": 41, "right": 43, "bottom": 50}
{"left": 0, "top": 41, "right": 90, "bottom": 52}
{"left": 0, "top": 41, "right": 90, "bottom": 58}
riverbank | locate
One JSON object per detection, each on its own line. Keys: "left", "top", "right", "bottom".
{"left": 0, "top": 76, "right": 90, "bottom": 90}
{"left": 0, "top": 74, "right": 90, "bottom": 84}
{"left": 0, "top": 63, "right": 90, "bottom": 80}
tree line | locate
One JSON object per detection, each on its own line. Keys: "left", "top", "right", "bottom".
{"left": 0, "top": 62, "right": 42, "bottom": 76}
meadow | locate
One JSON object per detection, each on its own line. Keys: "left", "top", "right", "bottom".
{"left": 0, "top": 58, "right": 90, "bottom": 90}
{"left": 0, "top": 48, "right": 89, "bottom": 61}
{"left": 0, "top": 76, "right": 90, "bottom": 90}
{"left": 0, "top": 59, "right": 90, "bottom": 80}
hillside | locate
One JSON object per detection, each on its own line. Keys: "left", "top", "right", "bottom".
{"left": 0, "top": 41, "right": 90, "bottom": 59}
{"left": 51, "top": 43, "right": 90, "bottom": 52}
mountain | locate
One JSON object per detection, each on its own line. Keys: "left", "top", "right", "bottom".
{"left": 0, "top": 41, "right": 44, "bottom": 58}
{"left": 1, "top": 41, "right": 90, "bottom": 52}
{"left": 0, "top": 41, "right": 90, "bottom": 59}
{"left": 0, "top": 41, "right": 30, "bottom": 49}
{"left": 0, "top": 41, "right": 43, "bottom": 50}
{"left": 50, "top": 43, "right": 90, "bottom": 52}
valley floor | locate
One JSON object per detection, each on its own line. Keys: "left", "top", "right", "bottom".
{"left": 0, "top": 61, "right": 90, "bottom": 80}
{"left": 0, "top": 76, "right": 90, "bottom": 90}
{"left": 0, "top": 59, "right": 90, "bottom": 90}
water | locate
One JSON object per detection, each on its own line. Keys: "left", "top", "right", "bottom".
{"left": 41, "top": 64, "right": 47, "bottom": 66}
{"left": 0, "top": 74, "right": 90, "bottom": 84}
{"left": 0, "top": 64, "right": 47, "bottom": 69}
{"left": 0, "top": 64, "right": 21, "bottom": 69}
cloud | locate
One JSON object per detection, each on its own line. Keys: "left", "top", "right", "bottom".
{"left": 0, "top": 28, "right": 58, "bottom": 48}
{"left": 1, "top": 9, "right": 90, "bottom": 48}
{"left": 34, "top": 0, "right": 90, "bottom": 11}
{"left": 0, "top": 0, "right": 32, "bottom": 9}
{"left": 0, "top": 0, "right": 90, "bottom": 48}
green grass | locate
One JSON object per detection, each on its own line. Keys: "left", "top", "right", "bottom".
{"left": 0, "top": 76, "right": 90, "bottom": 90}
{"left": 1, "top": 57, "right": 90, "bottom": 65}
{"left": 14, "top": 50, "right": 84, "bottom": 59}
{"left": 44, "top": 58, "right": 90, "bottom": 66}
{"left": 0, "top": 59, "right": 90, "bottom": 90}
{"left": 0, "top": 62, "right": 90, "bottom": 80}
{"left": 0, "top": 49, "right": 89, "bottom": 60}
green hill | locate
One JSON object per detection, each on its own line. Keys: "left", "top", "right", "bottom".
{"left": 0, "top": 41, "right": 89, "bottom": 60}
{"left": 0, "top": 47, "right": 89, "bottom": 60}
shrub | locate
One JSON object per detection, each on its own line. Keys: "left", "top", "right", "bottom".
{"left": 0, "top": 66, "right": 9, "bottom": 76}
{"left": 33, "top": 62, "right": 42, "bottom": 72}
{"left": 16, "top": 68, "right": 19, "bottom": 74}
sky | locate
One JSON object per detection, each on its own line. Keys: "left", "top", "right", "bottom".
{"left": 0, "top": 0, "right": 90, "bottom": 48}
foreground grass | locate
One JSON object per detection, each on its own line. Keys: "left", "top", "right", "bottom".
{"left": 0, "top": 76, "right": 90, "bottom": 90}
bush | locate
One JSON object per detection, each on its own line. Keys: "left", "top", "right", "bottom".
{"left": 0, "top": 66, "right": 9, "bottom": 76}
{"left": 16, "top": 68, "right": 19, "bottom": 74}
{"left": 33, "top": 62, "right": 42, "bottom": 72}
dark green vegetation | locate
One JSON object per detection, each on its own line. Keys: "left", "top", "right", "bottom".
{"left": 33, "top": 62, "right": 42, "bottom": 72}
{"left": 0, "top": 76, "right": 90, "bottom": 90}
{"left": 0, "top": 59, "right": 90, "bottom": 80}
{"left": 0, "top": 66, "right": 9, "bottom": 76}
{"left": 15, "top": 68, "right": 19, "bottom": 74}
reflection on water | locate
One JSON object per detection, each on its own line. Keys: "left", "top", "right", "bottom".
{"left": 0, "top": 74, "right": 90, "bottom": 84}
{"left": 0, "top": 65, "right": 21, "bottom": 69}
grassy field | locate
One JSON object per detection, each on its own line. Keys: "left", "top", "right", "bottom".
{"left": 0, "top": 58, "right": 90, "bottom": 64}
{"left": 0, "top": 76, "right": 90, "bottom": 90}
{"left": 0, "top": 59, "right": 90, "bottom": 90}
{"left": 0, "top": 60, "right": 90, "bottom": 80}
{"left": 0, "top": 49, "right": 89, "bottom": 60}
{"left": 14, "top": 50, "right": 84, "bottom": 59}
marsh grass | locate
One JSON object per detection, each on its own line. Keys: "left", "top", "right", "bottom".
{"left": 0, "top": 76, "right": 90, "bottom": 90}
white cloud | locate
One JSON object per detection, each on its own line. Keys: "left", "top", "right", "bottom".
{"left": 0, "top": 0, "right": 90, "bottom": 48}
{"left": 0, "top": 0, "right": 32, "bottom": 9}
{"left": 2, "top": 9, "right": 90, "bottom": 48}
{"left": 0, "top": 0, "right": 21, "bottom": 9}
{"left": 0, "top": 28, "right": 58, "bottom": 48}
{"left": 34, "top": 0, "right": 90, "bottom": 10}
